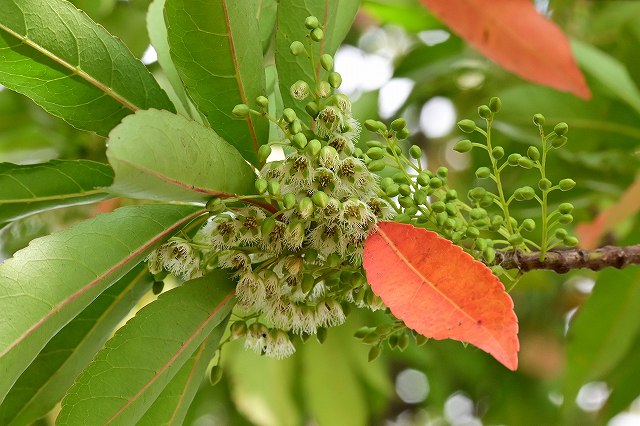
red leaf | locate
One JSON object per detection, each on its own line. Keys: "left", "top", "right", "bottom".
{"left": 419, "top": 0, "right": 590, "bottom": 99}
{"left": 363, "top": 222, "right": 519, "bottom": 370}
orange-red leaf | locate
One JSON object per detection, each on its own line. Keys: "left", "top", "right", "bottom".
{"left": 363, "top": 222, "right": 519, "bottom": 370}
{"left": 419, "top": 0, "right": 590, "bottom": 99}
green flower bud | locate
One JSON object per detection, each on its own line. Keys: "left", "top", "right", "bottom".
{"left": 304, "top": 15, "right": 320, "bottom": 29}
{"left": 354, "top": 326, "right": 373, "bottom": 339}
{"left": 508, "top": 233, "right": 524, "bottom": 245}
{"left": 255, "top": 178, "right": 268, "bottom": 194}
{"left": 326, "top": 252, "right": 342, "bottom": 267}
{"left": 289, "top": 119, "right": 302, "bottom": 135}
{"left": 310, "top": 27, "right": 324, "bottom": 42}
{"left": 282, "top": 107, "right": 297, "bottom": 123}
{"left": 306, "top": 139, "right": 322, "bottom": 157}
{"left": 258, "top": 144, "right": 272, "bottom": 163}
{"left": 409, "top": 145, "right": 422, "bottom": 159}
{"left": 368, "top": 345, "right": 382, "bottom": 362}
{"left": 367, "top": 159, "right": 386, "bottom": 172}
{"left": 256, "top": 96, "right": 269, "bottom": 109}
{"left": 301, "top": 273, "right": 314, "bottom": 294}
{"left": 555, "top": 228, "right": 568, "bottom": 239}
{"left": 393, "top": 172, "right": 409, "bottom": 184}
{"left": 551, "top": 135, "right": 568, "bottom": 149}
{"left": 489, "top": 97, "right": 502, "bottom": 113}
{"left": 473, "top": 218, "right": 490, "bottom": 228}
{"left": 399, "top": 196, "right": 415, "bottom": 209}
{"left": 479, "top": 195, "right": 494, "bottom": 208}
{"left": 429, "top": 177, "right": 443, "bottom": 189}
{"left": 514, "top": 186, "right": 535, "bottom": 201}
{"left": 366, "top": 147, "right": 385, "bottom": 160}
{"left": 380, "top": 177, "right": 394, "bottom": 190}
{"left": 466, "top": 226, "right": 480, "bottom": 238}
{"left": 290, "top": 40, "right": 305, "bottom": 56}
{"left": 559, "top": 178, "right": 576, "bottom": 191}
{"left": 298, "top": 197, "right": 314, "bottom": 218}
{"left": 261, "top": 216, "right": 276, "bottom": 236}
{"left": 304, "top": 102, "right": 319, "bottom": 119}
{"left": 446, "top": 189, "right": 458, "bottom": 201}
{"left": 444, "top": 218, "right": 456, "bottom": 229}
{"left": 437, "top": 167, "right": 448, "bottom": 178}
{"left": 395, "top": 213, "right": 412, "bottom": 223}
{"left": 435, "top": 211, "right": 448, "bottom": 226}
{"left": 491, "top": 215, "right": 504, "bottom": 226}
{"left": 538, "top": 178, "right": 552, "bottom": 191}
{"left": 559, "top": 214, "right": 573, "bottom": 224}
{"left": 230, "top": 321, "right": 247, "bottom": 339}
{"left": 558, "top": 202, "right": 574, "bottom": 214}
{"left": 396, "top": 128, "right": 410, "bottom": 140}
{"left": 457, "top": 119, "right": 477, "bottom": 133}
{"left": 416, "top": 172, "right": 430, "bottom": 186}
{"left": 517, "top": 157, "right": 534, "bottom": 169}
{"left": 291, "top": 80, "right": 310, "bottom": 100}
{"left": 316, "top": 81, "right": 332, "bottom": 97}
{"left": 267, "top": 180, "right": 280, "bottom": 195}
{"left": 478, "top": 105, "right": 492, "bottom": 119}
{"left": 470, "top": 208, "right": 487, "bottom": 220}
{"left": 391, "top": 117, "right": 407, "bottom": 131}
{"left": 365, "top": 140, "right": 384, "bottom": 148}
{"left": 527, "top": 146, "right": 540, "bottom": 161}
{"left": 431, "top": 201, "right": 446, "bottom": 213}
{"left": 454, "top": 139, "right": 473, "bottom": 153}
{"left": 398, "top": 184, "right": 411, "bottom": 197}
{"left": 364, "top": 119, "right": 379, "bottom": 132}
{"left": 445, "top": 203, "right": 458, "bottom": 217}
{"left": 328, "top": 72, "right": 342, "bottom": 88}
{"left": 564, "top": 236, "right": 579, "bottom": 246}
{"left": 385, "top": 183, "right": 400, "bottom": 197}
{"left": 533, "top": 113, "right": 545, "bottom": 125}
{"left": 492, "top": 146, "right": 505, "bottom": 159}
{"left": 292, "top": 132, "right": 307, "bottom": 149}
{"left": 469, "top": 187, "right": 487, "bottom": 200}
{"left": 283, "top": 193, "right": 296, "bottom": 209}
{"left": 398, "top": 333, "right": 410, "bottom": 351}
{"left": 206, "top": 198, "right": 225, "bottom": 214}
{"left": 475, "top": 167, "right": 491, "bottom": 179}
{"left": 554, "top": 122, "right": 569, "bottom": 136}
{"left": 484, "top": 247, "right": 496, "bottom": 263}
{"left": 386, "top": 145, "right": 403, "bottom": 156}
{"left": 320, "top": 53, "right": 333, "bottom": 70}
{"left": 507, "top": 153, "right": 522, "bottom": 166}
{"left": 152, "top": 280, "right": 164, "bottom": 295}
{"left": 414, "top": 188, "right": 428, "bottom": 205}
{"left": 476, "top": 239, "right": 487, "bottom": 251}
{"left": 522, "top": 218, "right": 535, "bottom": 232}
{"left": 232, "top": 103, "right": 250, "bottom": 117}
{"left": 209, "top": 366, "right": 223, "bottom": 386}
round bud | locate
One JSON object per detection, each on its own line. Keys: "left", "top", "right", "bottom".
{"left": 533, "top": 113, "right": 545, "bottom": 125}
{"left": 365, "top": 140, "right": 384, "bottom": 148}
{"left": 267, "top": 180, "right": 280, "bottom": 195}
{"left": 298, "top": 197, "right": 314, "bottom": 218}
{"left": 429, "top": 177, "right": 443, "bottom": 189}
{"left": 555, "top": 228, "right": 568, "bottom": 239}
{"left": 508, "top": 233, "right": 524, "bottom": 245}
{"left": 475, "top": 167, "right": 491, "bottom": 179}
{"left": 209, "top": 366, "right": 223, "bottom": 386}
{"left": 538, "top": 178, "right": 552, "bottom": 191}
{"left": 466, "top": 226, "right": 480, "bottom": 238}
{"left": 399, "top": 196, "right": 415, "bottom": 209}
{"left": 507, "top": 153, "right": 522, "bottom": 166}
{"left": 409, "top": 145, "right": 422, "bottom": 159}
{"left": 469, "top": 187, "right": 487, "bottom": 200}
{"left": 328, "top": 72, "right": 342, "bottom": 88}
{"left": 399, "top": 184, "right": 412, "bottom": 196}
{"left": 261, "top": 216, "right": 276, "bottom": 235}
{"left": 311, "top": 191, "right": 330, "bottom": 208}
{"left": 489, "top": 97, "right": 502, "bottom": 113}
{"left": 290, "top": 80, "right": 310, "bottom": 100}
{"left": 305, "top": 101, "right": 319, "bottom": 117}
{"left": 315, "top": 81, "right": 331, "bottom": 97}
{"left": 559, "top": 178, "right": 576, "bottom": 191}
{"left": 364, "top": 119, "right": 379, "bottom": 132}
{"left": 258, "top": 144, "right": 272, "bottom": 163}
{"left": 283, "top": 193, "right": 296, "bottom": 209}
{"left": 564, "top": 236, "right": 579, "bottom": 246}
{"left": 289, "top": 119, "right": 302, "bottom": 135}
{"left": 457, "top": 119, "right": 477, "bottom": 133}
{"left": 554, "top": 122, "right": 569, "bottom": 136}
{"left": 255, "top": 178, "right": 268, "bottom": 194}
{"left": 320, "top": 53, "right": 333, "bottom": 71}
{"left": 304, "top": 15, "right": 320, "bottom": 29}
{"left": 517, "top": 157, "right": 534, "bottom": 169}
{"left": 470, "top": 208, "right": 487, "bottom": 220}
{"left": 527, "top": 146, "right": 540, "bottom": 161}
{"left": 437, "top": 166, "right": 448, "bottom": 178}
{"left": 367, "top": 159, "right": 386, "bottom": 172}
{"left": 366, "top": 147, "right": 385, "bottom": 160}
{"left": 491, "top": 146, "right": 505, "bottom": 159}
{"left": 230, "top": 321, "right": 247, "bottom": 339}
{"left": 395, "top": 213, "right": 411, "bottom": 223}
{"left": 454, "top": 139, "right": 473, "bottom": 153}
{"left": 431, "top": 201, "right": 446, "bottom": 213}
{"left": 152, "top": 281, "right": 164, "bottom": 295}
{"left": 396, "top": 128, "right": 410, "bottom": 140}
{"left": 391, "top": 118, "right": 407, "bottom": 131}
{"left": 385, "top": 184, "right": 400, "bottom": 197}
{"left": 232, "top": 103, "right": 250, "bottom": 117}
{"left": 484, "top": 247, "right": 497, "bottom": 264}
{"left": 446, "top": 189, "right": 458, "bottom": 201}
{"left": 479, "top": 195, "right": 494, "bottom": 208}
{"left": 551, "top": 135, "right": 568, "bottom": 149}
{"left": 478, "top": 105, "right": 492, "bottom": 119}
{"left": 310, "top": 27, "right": 324, "bottom": 42}
{"left": 522, "top": 218, "right": 536, "bottom": 232}
{"left": 559, "top": 214, "right": 573, "bottom": 224}
{"left": 292, "top": 132, "right": 307, "bottom": 149}
{"left": 414, "top": 188, "right": 428, "bottom": 205}
{"left": 290, "top": 40, "right": 305, "bottom": 56}
{"left": 282, "top": 107, "right": 297, "bottom": 123}
{"left": 415, "top": 172, "right": 429, "bottom": 187}
{"left": 558, "top": 202, "right": 574, "bottom": 214}
{"left": 380, "top": 177, "right": 394, "bottom": 190}
{"left": 256, "top": 96, "right": 269, "bottom": 109}
{"left": 306, "top": 138, "right": 322, "bottom": 157}
{"left": 514, "top": 186, "right": 535, "bottom": 201}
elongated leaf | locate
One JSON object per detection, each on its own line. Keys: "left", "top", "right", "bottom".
{"left": 419, "top": 0, "right": 590, "bottom": 99}
{"left": 0, "top": 265, "right": 152, "bottom": 426}
{"left": 138, "top": 319, "right": 229, "bottom": 425}
{"left": 257, "top": 0, "right": 278, "bottom": 53}
{"left": 601, "top": 331, "right": 640, "bottom": 421}
{"left": 275, "top": 0, "right": 360, "bottom": 118}
{"left": 363, "top": 222, "right": 519, "bottom": 370}
{"left": 165, "top": 0, "right": 268, "bottom": 165}
{"left": 0, "top": 160, "right": 113, "bottom": 224}
{"left": 0, "top": 204, "right": 203, "bottom": 403}
{"left": 106, "top": 109, "right": 256, "bottom": 202}
{"left": 58, "top": 271, "right": 236, "bottom": 425}
{"left": 0, "top": 0, "right": 174, "bottom": 136}
{"left": 564, "top": 267, "right": 640, "bottom": 408}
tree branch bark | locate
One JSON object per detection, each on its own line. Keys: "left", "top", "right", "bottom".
{"left": 493, "top": 245, "right": 640, "bottom": 273}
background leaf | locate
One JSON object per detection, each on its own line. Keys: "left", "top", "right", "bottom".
{"left": 418, "top": 0, "right": 590, "bottom": 99}
{"left": 57, "top": 271, "right": 236, "bottom": 425}
{"left": 0, "top": 265, "right": 152, "bottom": 426}
{"left": 0, "top": 0, "right": 174, "bottom": 136}
{"left": 0, "top": 204, "right": 202, "bottom": 403}
{"left": 0, "top": 160, "right": 113, "bottom": 225}
{"left": 363, "top": 222, "right": 519, "bottom": 370}
{"left": 106, "top": 109, "right": 256, "bottom": 202}
{"left": 165, "top": 0, "right": 268, "bottom": 165}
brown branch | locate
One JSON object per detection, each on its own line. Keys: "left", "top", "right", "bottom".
{"left": 493, "top": 245, "right": 640, "bottom": 274}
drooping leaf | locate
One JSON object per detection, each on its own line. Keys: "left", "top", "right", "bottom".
{"left": 564, "top": 267, "right": 640, "bottom": 409}
{"left": 164, "top": 0, "right": 268, "bottom": 165}
{"left": 257, "top": 0, "right": 278, "bottom": 53}
{"left": 0, "top": 265, "right": 152, "bottom": 426}
{"left": 363, "top": 222, "right": 519, "bottom": 370}
{"left": 138, "top": 319, "right": 229, "bottom": 426}
{"left": 418, "top": 0, "right": 590, "bottom": 99}
{"left": 0, "top": 204, "right": 203, "bottom": 403}
{"left": 106, "top": 109, "right": 256, "bottom": 203}
{"left": 57, "top": 271, "right": 236, "bottom": 425}
{"left": 0, "top": 0, "right": 175, "bottom": 136}
{"left": 275, "top": 0, "right": 361, "bottom": 118}
{"left": 601, "top": 330, "right": 640, "bottom": 421}
{"left": 0, "top": 160, "right": 113, "bottom": 225}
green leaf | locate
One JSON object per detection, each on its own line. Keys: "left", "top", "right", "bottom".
{"left": 564, "top": 267, "right": 640, "bottom": 411}
{"left": 57, "top": 271, "right": 236, "bottom": 425}
{"left": 0, "top": 0, "right": 175, "bottom": 136}
{"left": 601, "top": 332, "right": 640, "bottom": 420}
{"left": 572, "top": 39, "right": 640, "bottom": 116}
{"left": 0, "top": 204, "right": 203, "bottom": 403}
{"left": 257, "top": 0, "right": 278, "bottom": 53}
{"left": 362, "top": 0, "right": 441, "bottom": 33}
{"left": 275, "top": 0, "right": 360, "bottom": 119}
{"left": 106, "top": 109, "right": 256, "bottom": 202}
{"left": 165, "top": 0, "right": 268, "bottom": 165}
{"left": 0, "top": 265, "right": 152, "bottom": 426}
{"left": 137, "top": 319, "right": 229, "bottom": 426}
{"left": 0, "top": 160, "right": 114, "bottom": 224}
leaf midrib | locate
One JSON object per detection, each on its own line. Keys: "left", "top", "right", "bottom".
{"left": 1, "top": 189, "right": 108, "bottom": 204}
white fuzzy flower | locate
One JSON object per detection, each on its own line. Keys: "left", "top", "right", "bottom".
{"left": 264, "top": 329, "right": 296, "bottom": 359}
{"left": 315, "top": 106, "right": 343, "bottom": 138}
{"left": 245, "top": 322, "right": 269, "bottom": 354}
{"left": 315, "top": 299, "right": 345, "bottom": 328}
{"left": 291, "top": 305, "right": 318, "bottom": 334}
{"left": 236, "top": 272, "right": 266, "bottom": 311}
{"left": 158, "top": 240, "right": 200, "bottom": 279}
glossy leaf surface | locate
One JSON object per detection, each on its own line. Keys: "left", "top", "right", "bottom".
{"left": 0, "top": 204, "right": 203, "bottom": 403}
{"left": 363, "top": 222, "right": 519, "bottom": 370}
{"left": 0, "top": 0, "right": 174, "bottom": 136}
{"left": 58, "top": 271, "right": 236, "bottom": 425}
{"left": 106, "top": 109, "right": 256, "bottom": 202}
